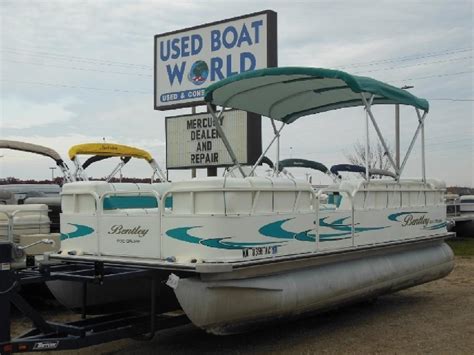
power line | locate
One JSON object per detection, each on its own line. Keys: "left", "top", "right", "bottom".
{"left": 0, "top": 79, "right": 150, "bottom": 95}
{"left": 427, "top": 98, "right": 474, "bottom": 102}
{"left": 394, "top": 70, "right": 474, "bottom": 82}
{"left": 425, "top": 139, "right": 473, "bottom": 148}
{"left": 353, "top": 55, "right": 472, "bottom": 75}
{"left": 1, "top": 43, "right": 473, "bottom": 98}
{"left": 1, "top": 58, "right": 152, "bottom": 77}
{"left": 336, "top": 47, "right": 473, "bottom": 69}
{"left": 3, "top": 45, "right": 472, "bottom": 74}
{"left": 0, "top": 47, "right": 151, "bottom": 69}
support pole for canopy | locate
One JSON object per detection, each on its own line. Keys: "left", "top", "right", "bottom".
{"left": 361, "top": 94, "right": 399, "bottom": 176}
{"left": 364, "top": 95, "right": 375, "bottom": 181}
{"left": 417, "top": 108, "right": 426, "bottom": 182}
{"left": 206, "top": 103, "right": 246, "bottom": 177}
{"left": 59, "top": 164, "right": 73, "bottom": 183}
{"left": 398, "top": 109, "right": 427, "bottom": 177}
{"left": 72, "top": 159, "right": 88, "bottom": 181}
{"left": 395, "top": 104, "right": 400, "bottom": 170}
{"left": 149, "top": 160, "right": 168, "bottom": 182}
{"left": 270, "top": 118, "right": 284, "bottom": 176}
{"left": 366, "top": 95, "right": 376, "bottom": 181}
{"left": 249, "top": 122, "right": 286, "bottom": 176}
{"left": 421, "top": 122, "right": 426, "bottom": 182}
{"left": 365, "top": 108, "right": 370, "bottom": 181}
{"left": 106, "top": 161, "right": 127, "bottom": 182}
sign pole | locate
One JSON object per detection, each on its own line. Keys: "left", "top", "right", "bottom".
{"left": 206, "top": 104, "right": 218, "bottom": 177}
{"left": 191, "top": 106, "right": 197, "bottom": 178}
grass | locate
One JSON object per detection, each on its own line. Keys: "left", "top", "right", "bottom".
{"left": 447, "top": 237, "right": 474, "bottom": 257}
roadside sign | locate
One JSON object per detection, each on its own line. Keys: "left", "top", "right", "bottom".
{"left": 154, "top": 10, "right": 277, "bottom": 110}
{"left": 165, "top": 110, "right": 261, "bottom": 169}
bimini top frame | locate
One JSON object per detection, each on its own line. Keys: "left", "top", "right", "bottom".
{"left": 204, "top": 67, "right": 429, "bottom": 181}
{"left": 278, "top": 158, "right": 329, "bottom": 174}
{"left": 330, "top": 164, "right": 397, "bottom": 179}
{"left": 68, "top": 143, "right": 167, "bottom": 182}
{"left": 0, "top": 140, "right": 73, "bottom": 182}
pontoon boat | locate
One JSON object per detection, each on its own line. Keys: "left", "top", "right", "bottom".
{"left": 47, "top": 142, "right": 170, "bottom": 308}
{"left": 51, "top": 67, "right": 454, "bottom": 334}
{"left": 0, "top": 140, "right": 70, "bottom": 262}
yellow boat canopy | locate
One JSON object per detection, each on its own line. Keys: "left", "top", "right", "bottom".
{"left": 68, "top": 143, "right": 153, "bottom": 162}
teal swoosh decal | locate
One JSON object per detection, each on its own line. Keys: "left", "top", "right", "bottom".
{"left": 332, "top": 216, "right": 350, "bottom": 225}
{"left": 260, "top": 216, "right": 388, "bottom": 243}
{"left": 166, "top": 226, "right": 202, "bottom": 244}
{"left": 259, "top": 218, "right": 296, "bottom": 239}
{"left": 166, "top": 226, "right": 284, "bottom": 250}
{"left": 388, "top": 211, "right": 425, "bottom": 222}
{"left": 424, "top": 222, "right": 447, "bottom": 230}
{"left": 60, "top": 223, "right": 95, "bottom": 241}
{"left": 294, "top": 229, "right": 352, "bottom": 242}
{"left": 200, "top": 237, "right": 282, "bottom": 250}
{"left": 260, "top": 219, "right": 352, "bottom": 242}
{"left": 320, "top": 217, "right": 389, "bottom": 233}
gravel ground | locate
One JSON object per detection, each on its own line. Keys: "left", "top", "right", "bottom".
{"left": 10, "top": 256, "right": 474, "bottom": 355}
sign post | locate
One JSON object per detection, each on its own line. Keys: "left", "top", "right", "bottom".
{"left": 155, "top": 10, "right": 277, "bottom": 175}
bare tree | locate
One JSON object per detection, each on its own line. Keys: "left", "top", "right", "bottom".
{"left": 345, "top": 141, "right": 393, "bottom": 171}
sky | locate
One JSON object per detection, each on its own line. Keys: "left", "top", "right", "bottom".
{"left": 0, "top": 0, "right": 473, "bottom": 186}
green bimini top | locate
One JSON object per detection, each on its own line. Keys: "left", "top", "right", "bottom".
{"left": 204, "top": 67, "right": 429, "bottom": 124}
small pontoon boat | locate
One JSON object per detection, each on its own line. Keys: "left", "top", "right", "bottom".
{"left": 50, "top": 67, "right": 454, "bottom": 334}
{"left": 47, "top": 142, "right": 170, "bottom": 308}
{"left": 446, "top": 194, "right": 474, "bottom": 236}
{"left": 0, "top": 140, "right": 70, "bottom": 263}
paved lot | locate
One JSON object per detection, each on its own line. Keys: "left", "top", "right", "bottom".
{"left": 11, "top": 256, "right": 474, "bottom": 354}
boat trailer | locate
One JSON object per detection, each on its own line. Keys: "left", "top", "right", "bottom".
{"left": 0, "top": 242, "right": 190, "bottom": 354}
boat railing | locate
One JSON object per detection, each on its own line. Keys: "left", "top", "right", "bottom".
{"left": 316, "top": 187, "right": 356, "bottom": 247}
{"left": 0, "top": 207, "right": 51, "bottom": 243}
{"left": 446, "top": 200, "right": 461, "bottom": 217}
{"left": 61, "top": 190, "right": 100, "bottom": 211}
{"left": 160, "top": 186, "right": 317, "bottom": 216}
{"left": 161, "top": 186, "right": 321, "bottom": 255}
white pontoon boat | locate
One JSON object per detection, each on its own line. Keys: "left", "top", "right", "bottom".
{"left": 446, "top": 194, "right": 474, "bottom": 235}
{"left": 51, "top": 67, "right": 454, "bottom": 334}
{"left": 0, "top": 140, "right": 70, "bottom": 263}
{"left": 47, "top": 142, "right": 170, "bottom": 308}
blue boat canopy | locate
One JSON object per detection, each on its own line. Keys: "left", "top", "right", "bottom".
{"left": 330, "top": 164, "right": 396, "bottom": 179}
{"left": 331, "top": 164, "right": 366, "bottom": 175}
{"left": 204, "top": 67, "right": 429, "bottom": 124}
{"left": 278, "top": 158, "right": 329, "bottom": 174}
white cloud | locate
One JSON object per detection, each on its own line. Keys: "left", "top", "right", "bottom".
{"left": 0, "top": 0, "right": 472, "bottom": 186}
{"left": 1, "top": 97, "right": 78, "bottom": 129}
